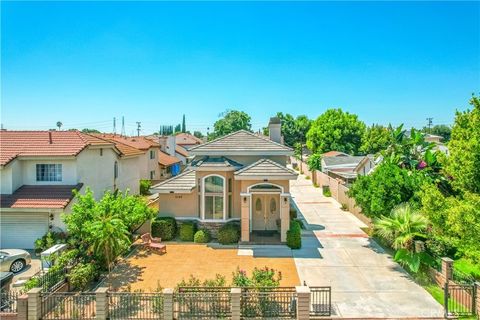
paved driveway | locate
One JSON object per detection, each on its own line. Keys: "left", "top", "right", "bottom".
{"left": 290, "top": 175, "right": 443, "bottom": 318}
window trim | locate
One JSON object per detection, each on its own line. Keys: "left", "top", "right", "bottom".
{"left": 201, "top": 174, "right": 226, "bottom": 220}
{"left": 36, "top": 164, "right": 63, "bottom": 182}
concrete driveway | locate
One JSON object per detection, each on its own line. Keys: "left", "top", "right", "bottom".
{"left": 290, "top": 174, "right": 443, "bottom": 318}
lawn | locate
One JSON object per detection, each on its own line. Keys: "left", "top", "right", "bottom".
{"left": 106, "top": 244, "right": 300, "bottom": 291}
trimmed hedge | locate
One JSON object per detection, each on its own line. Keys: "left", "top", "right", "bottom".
{"left": 218, "top": 223, "right": 240, "bottom": 245}
{"left": 194, "top": 229, "right": 211, "bottom": 243}
{"left": 179, "top": 221, "right": 196, "bottom": 241}
{"left": 287, "top": 220, "right": 302, "bottom": 249}
{"left": 151, "top": 217, "right": 177, "bottom": 241}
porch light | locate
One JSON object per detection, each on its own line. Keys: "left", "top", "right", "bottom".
{"left": 284, "top": 197, "right": 288, "bottom": 204}
{"left": 243, "top": 196, "right": 247, "bottom": 203}
{"left": 49, "top": 213, "right": 54, "bottom": 221}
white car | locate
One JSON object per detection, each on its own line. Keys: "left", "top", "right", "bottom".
{"left": 0, "top": 249, "right": 32, "bottom": 273}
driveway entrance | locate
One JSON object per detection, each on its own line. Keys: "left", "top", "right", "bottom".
{"left": 290, "top": 173, "right": 444, "bottom": 318}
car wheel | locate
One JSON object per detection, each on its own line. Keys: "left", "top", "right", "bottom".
{"left": 10, "top": 259, "right": 25, "bottom": 273}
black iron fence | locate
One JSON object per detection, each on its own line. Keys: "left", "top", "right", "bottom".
{"left": 23, "top": 267, "right": 69, "bottom": 294}
{"left": 0, "top": 290, "right": 19, "bottom": 313}
{"left": 174, "top": 287, "right": 231, "bottom": 319}
{"left": 240, "top": 287, "right": 297, "bottom": 319}
{"left": 108, "top": 292, "right": 163, "bottom": 320}
{"left": 444, "top": 281, "right": 477, "bottom": 318}
{"left": 309, "top": 287, "right": 331, "bottom": 318}
{"left": 41, "top": 292, "right": 96, "bottom": 320}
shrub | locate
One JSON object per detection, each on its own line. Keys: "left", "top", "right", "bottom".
{"left": 323, "top": 186, "right": 331, "bottom": 197}
{"left": 305, "top": 176, "right": 311, "bottom": 180}
{"left": 69, "top": 263, "right": 98, "bottom": 290}
{"left": 232, "top": 267, "right": 282, "bottom": 287}
{"left": 287, "top": 220, "right": 301, "bottom": 249}
{"left": 340, "top": 203, "right": 348, "bottom": 211}
{"left": 152, "top": 217, "right": 177, "bottom": 241}
{"left": 179, "top": 221, "right": 196, "bottom": 241}
{"left": 140, "top": 179, "right": 152, "bottom": 196}
{"left": 34, "top": 231, "right": 66, "bottom": 254}
{"left": 194, "top": 229, "right": 210, "bottom": 243}
{"left": 218, "top": 223, "right": 240, "bottom": 244}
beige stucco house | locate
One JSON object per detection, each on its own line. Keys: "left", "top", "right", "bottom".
{"left": 151, "top": 119, "right": 297, "bottom": 243}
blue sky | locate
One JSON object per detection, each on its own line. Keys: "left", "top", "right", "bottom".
{"left": 1, "top": 1, "right": 479, "bottom": 135}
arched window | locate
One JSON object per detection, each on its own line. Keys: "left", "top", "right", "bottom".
{"left": 203, "top": 175, "right": 224, "bottom": 220}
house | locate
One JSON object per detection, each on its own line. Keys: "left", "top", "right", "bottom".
{"left": 150, "top": 118, "right": 297, "bottom": 243}
{"left": 145, "top": 134, "right": 188, "bottom": 166}
{"left": 0, "top": 130, "right": 143, "bottom": 249}
{"left": 175, "top": 132, "right": 203, "bottom": 150}
{"left": 321, "top": 154, "right": 375, "bottom": 185}
{"left": 424, "top": 133, "right": 444, "bottom": 144}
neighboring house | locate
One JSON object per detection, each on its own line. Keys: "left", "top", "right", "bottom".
{"left": 146, "top": 135, "right": 188, "bottom": 166}
{"left": 0, "top": 130, "right": 142, "bottom": 249}
{"left": 322, "top": 151, "right": 349, "bottom": 157}
{"left": 321, "top": 154, "right": 375, "bottom": 185}
{"left": 150, "top": 119, "right": 297, "bottom": 243}
{"left": 158, "top": 151, "right": 182, "bottom": 180}
{"left": 424, "top": 133, "right": 444, "bottom": 144}
{"left": 175, "top": 132, "right": 203, "bottom": 150}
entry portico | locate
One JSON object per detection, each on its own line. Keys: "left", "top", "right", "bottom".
{"left": 151, "top": 121, "right": 297, "bottom": 243}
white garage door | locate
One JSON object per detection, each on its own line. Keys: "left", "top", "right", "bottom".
{"left": 1, "top": 213, "right": 49, "bottom": 249}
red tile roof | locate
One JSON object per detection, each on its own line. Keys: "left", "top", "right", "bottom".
{"left": 0, "top": 130, "right": 113, "bottom": 166}
{"left": 0, "top": 184, "right": 83, "bottom": 209}
{"left": 175, "top": 145, "right": 188, "bottom": 157}
{"left": 96, "top": 134, "right": 159, "bottom": 150}
{"left": 158, "top": 151, "right": 181, "bottom": 166}
{"left": 175, "top": 133, "right": 203, "bottom": 146}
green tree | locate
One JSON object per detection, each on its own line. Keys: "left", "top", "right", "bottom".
{"left": 306, "top": 108, "right": 366, "bottom": 155}
{"left": 273, "top": 113, "right": 311, "bottom": 147}
{"left": 210, "top": 110, "right": 252, "bottom": 140}
{"left": 193, "top": 131, "right": 204, "bottom": 139}
{"left": 445, "top": 95, "right": 480, "bottom": 194}
{"left": 182, "top": 114, "right": 186, "bottom": 133}
{"left": 306, "top": 153, "right": 322, "bottom": 171}
{"left": 174, "top": 124, "right": 181, "bottom": 133}
{"left": 423, "top": 124, "right": 452, "bottom": 142}
{"left": 81, "top": 128, "right": 101, "bottom": 134}
{"left": 360, "top": 124, "right": 392, "bottom": 154}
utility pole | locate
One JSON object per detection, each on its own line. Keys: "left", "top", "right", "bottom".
{"left": 136, "top": 122, "right": 141, "bottom": 137}
{"left": 426, "top": 117, "right": 433, "bottom": 134}
{"left": 113, "top": 117, "right": 116, "bottom": 134}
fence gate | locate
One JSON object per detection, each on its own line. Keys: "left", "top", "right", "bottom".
{"left": 444, "top": 281, "right": 477, "bottom": 318}
{"left": 174, "top": 287, "right": 231, "bottom": 319}
{"left": 310, "top": 286, "right": 331, "bottom": 318}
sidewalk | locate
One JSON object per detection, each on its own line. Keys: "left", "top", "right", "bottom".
{"left": 290, "top": 174, "right": 443, "bottom": 318}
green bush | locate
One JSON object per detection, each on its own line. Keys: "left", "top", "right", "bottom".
{"left": 323, "top": 186, "right": 331, "bottom": 197}
{"left": 140, "top": 179, "right": 152, "bottom": 196}
{"left": 34, "top": 231, "right": 66, "bottom": 254}
{"left": 152, "top": 217, "right": 177, "bottom": 241}
{"left": 287, "top": 220, "right": 302, "bottom": 249}
{"left": 194, "top": 229, "right": 211, "bottom": 243}
{"left": 179, "top": 221, "right": 196, "bottom": 241}
{"left": 217, "top": 223, "right": 240, "bottom": 244}
{"left": 69, "top": 263, "right": 98, "bottom": 290}
{"left": 289, "top": 207, "right": 297, "bottom": 220}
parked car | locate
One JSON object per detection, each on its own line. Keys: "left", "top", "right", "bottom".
{"left": 0, "top": 249, "right": 31, "bottom": 273}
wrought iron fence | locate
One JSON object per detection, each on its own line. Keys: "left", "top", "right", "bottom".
{"left": 0, "top": 290, "right": 19, "bottom": 313}
{"left": 174, "top": 287, "right": 231, "bottom": 319}
{"left": 23, "top": 267, "right": 68, "bottom": 294}
{"left": 444, "top": 282, "right": 477, "bottom": 318}
{"left": 41, "top": 292, "right": 96, "bottom": 320}
{"left": 309, "top": 287, "right": 331, "bottom": 318}
{"left": 108, "top": 292, "right": 164, "bottom": 320}
{"left": 240, "top": 287, "right": 296, "bottom": 319}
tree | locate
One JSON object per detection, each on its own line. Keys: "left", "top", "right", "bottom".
{"left": 56, "top": 121, "right": 63, "bottom": 130}
{"left": 423, "top": 125, "right": 452, "bottom": 142}
{"left": 444, "top": 95, "right": 480, "bottom": 194}
{"left": 272, "top": 113, "right": 311, "bottom": 147}
{"left": 81, "top": 128, "right": 101, "bottom": 134}
{"left": 174, "top": 124, "right": 181, "bottom": 133}
{"left": 306, "top": 109, "right": 366, "bottom": 155}
{"left": 360, "top": 124, "right": 392, "bottom": 155}
{"left": 306, "top": 153, "right": 322, "bottom": 171}
{"left": 210, "top": 110, "right": 251, "bottom": 140}
{"left": 182, "top": 115, "right": 186, "bottom": 133}
{"left": 193, "top": 131, "right": 204, "bottom": 139}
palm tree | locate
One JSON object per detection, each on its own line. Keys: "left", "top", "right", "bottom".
{"left": 375, "top": 203, "right": 429, "bottom": 273}
{"left": 56, "top": 121, "right": 63, "bottom": 130}
{"left": 89, "top": 210, "right": 130, "bottom": 286}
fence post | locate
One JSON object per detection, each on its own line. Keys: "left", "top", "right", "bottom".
{"left": 27, "top": 288, "right": 42, "bottom": 320}
{"left": 162, "top": 288, "right": 174, "bottom": 320}
{"left": 475, "top": 282, "right": 480, "bottom": 316}
{"left": 443, "top": 281, "right": 449, "bottom": 318}
{"left": 95, "top": 287, "right": 109, "bottom": 320}
{"left": 296, "top": 286, "right": 310, "bottom": 320}
{"left": 17, "top": 294, "right": 29, "bottom": 320}
{"left": 441, "top": 257, "right": 454, "bottom": 284}
{"left": 231, "top": 287, "right": 241, "bottom": 320}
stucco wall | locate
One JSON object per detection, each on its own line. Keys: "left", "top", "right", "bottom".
{"left": 117, "top": 156, "right": 140, "bottom": 194}
{"left": 158, "top": 191, "right": 199, "bottom": 218}
{"left": 0, "top": 164, "right": 13, "bottom": 194}
{"left": 76, "top": 147, "right": 117, "bottom": 197}
{"left": 22, "top": 159, "right": 77, "bottom": 185}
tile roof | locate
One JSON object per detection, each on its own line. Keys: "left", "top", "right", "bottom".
{"left": 175, "top": 133, "right": 203, "bottom": 146}
{"left": 150, "top": 170, "right": 196, "bottom": 193}
{"left": 89, "top": 134, "right": 145, "bottom": 157}
{"left": 0, "top": 130, "right": 113, "bottom": 166}
{"left": 175, "top": 145, "right": 188, "bottom": 157}
{"left": 189, "top": 130, "right": 293, "bottom": 155}
{"left": 323, "top": 156, "right": 365, "bottom": 167}
{"left": 158, "top": 151, "right": 181, "bottom": 166}
{"left": 322, "top": 151, "right": 349, "bottom": 157}
{"left": 234, "top": 158, "right": 297, "bottom": 179}
{"left": 96, "top": 134, "right": 159, "bottom": 150}
{"left": 190, "top": 156, "right": 243, "bottom": 169}
{"left": 0, "top": 184, "right": 83, "bottom": 209}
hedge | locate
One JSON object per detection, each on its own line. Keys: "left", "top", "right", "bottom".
{"left": 194, "top": 229, "right": 211, "bottom": 243}
{"left": 151, "top": 217, "right": 177, "bottom": 241}
{"left": 179, "top": 221, "right": 196, "bottom": 241}
{"left": 218, "top": 223, "right": 240, "bottom": 245}
{"left": 287, "top": 220, "right": 302, "bottom": 249}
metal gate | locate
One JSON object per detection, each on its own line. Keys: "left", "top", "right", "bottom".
{"left": 444, "top": 281, "right": 477, "bottom": 318}
{"left": 310, "top": 286, "right": 331, "bottom": 318}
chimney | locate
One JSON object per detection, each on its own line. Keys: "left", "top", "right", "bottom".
{"left": 268, "top": 117, "right": 282, "bottom": 144}
{"left": 48, "top": 131, "right": 53, "bottom": 144}
{"left": 166, "top": 136, "right": 176, "bottom": 157}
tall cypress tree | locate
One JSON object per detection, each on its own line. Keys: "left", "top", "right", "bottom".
{"left": 182, "top": 114, "right": 186, "bottom": 133}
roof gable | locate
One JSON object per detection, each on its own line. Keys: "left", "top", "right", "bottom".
{"left": 150, "top": 170, "right": 196, "bottom": 193}
{"left": 234, "top": 158, "right": 297, "bottom": 180}
{"left": 189, "top": 130, "right": 293, "bottom": 155}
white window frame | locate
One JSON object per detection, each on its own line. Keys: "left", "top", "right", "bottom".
{"left": 150, "top": 149, "right": 156, "bottom": 159}
{"left": 36, "top": 164, "right": 63, "bottom": 182}
{"left": 201, "top": 174, "right": 226, "bottom": 221}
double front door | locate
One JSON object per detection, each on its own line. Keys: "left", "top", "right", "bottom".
{"left": 252, "top": 194, "right": 280, "bottom": 231}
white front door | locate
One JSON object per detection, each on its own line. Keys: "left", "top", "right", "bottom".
{"left": 252, "top": 194, "right": 280, "bottom": 231}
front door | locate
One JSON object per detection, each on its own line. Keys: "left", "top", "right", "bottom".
{"left": 252, "top": 194, "right": 280, "bottom": 231}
